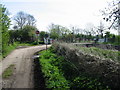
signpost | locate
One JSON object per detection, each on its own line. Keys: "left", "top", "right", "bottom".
{"left": 44, "top": 34, "right": 49, "bottom": 51}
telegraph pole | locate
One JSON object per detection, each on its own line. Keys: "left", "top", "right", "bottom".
{"left": 44, "top": 33, "right": 49, "bottom": 51}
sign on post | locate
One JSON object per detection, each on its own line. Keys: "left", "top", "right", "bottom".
{"left": 36, "top": 30, "right": 39, "bottom": 34}
{"left": 44, "top": 34, "right": 49, "bottom": 51}
{"left": 44, "top": 38, "right": 49, "bottom": 44}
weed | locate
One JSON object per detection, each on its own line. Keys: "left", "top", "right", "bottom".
{"left": 2, "top": 64, "right": 15, "bottom": 78}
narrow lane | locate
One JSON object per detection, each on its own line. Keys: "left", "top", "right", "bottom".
{"left": 0, "top": 45, "right": 51, "bottom": 88}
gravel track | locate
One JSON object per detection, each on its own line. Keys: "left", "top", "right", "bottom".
{"left": 0, "top": 45, "right": 51, "bottom": 88}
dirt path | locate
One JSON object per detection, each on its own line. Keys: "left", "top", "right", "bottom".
{"left": 0, "top": 45, "right": 51, "bottom": 88}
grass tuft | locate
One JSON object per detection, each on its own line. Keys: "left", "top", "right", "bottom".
{"left": 2, "top": 64, "right": 15, "bottom": 78}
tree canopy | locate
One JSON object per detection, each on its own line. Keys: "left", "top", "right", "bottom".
{"left": 101, "top": 0, "right": 120, "bottom": 30}
{"left": 1, "top": 5, "right": 11, "bottom": 54}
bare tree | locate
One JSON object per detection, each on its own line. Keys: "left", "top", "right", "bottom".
{"left": 101, "top": 0, "right": 120, "bottom": 31}
{"left": 85, "top": 23, "right": 96, "bottom": 36}
{"left": 97, "top": 21, "right": 105, "bottom": 38}
{"left": 14, "top": 11, "right": 27, "bottom": 29}
{"left": 14, "top": 11, "right": 36, "bottom": 29}
{"left": 27, "top": 14, "right": 36, "bottom": 26}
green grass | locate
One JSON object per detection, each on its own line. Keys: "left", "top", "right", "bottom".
{"left": 102, "top": 42, "right": 120, "bottom": 46}
{"left": 79, "top": 40, "right": 94, "bottom": 43}
{"left": 2, "top": 64, "right": 15, "bottom": 78}
{"left": 2, "top": 42, "right": 38, "bottom": 59}
{"left": 0, "top": 55, "right": 1, "bottom": 60}
{"left": 18, "top": 43, "right": 32, "bottom": 46}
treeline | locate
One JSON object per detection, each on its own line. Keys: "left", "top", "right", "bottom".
{"left": 47, "top": 24, "right": 95, "bottom": 43}
{"left": 47, "top": 24, "right": 120, "bottom": 45}
{"left": 103, "top": 31, "right": 120, "bottom": 45}
{"left": 1, "top": 5, "right": 38, "bottom": 57}
{"left": 9, "top": 25, "right": 37, "bottom": 43}
{"left": 9, "top": 11, "right": 38, "bottom": 43}
{"left": 1, "top": 5, "right": 11, "bottom": 56}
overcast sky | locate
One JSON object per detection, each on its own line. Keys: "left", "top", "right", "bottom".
{"left": 2, "top": 0, "right": 118, "bottom": 34}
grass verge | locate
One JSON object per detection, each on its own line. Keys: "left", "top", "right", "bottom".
{"left": 2, "top": 43, "right": 18, "bottom": 58}
{"left": 2, "top": 42, "right": 37, "bottom": 59}
{"left": 2, "top": 64, "right": 15, "bottom": 78}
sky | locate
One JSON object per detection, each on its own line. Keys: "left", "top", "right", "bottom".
{"left": 1, "top": 0, "right": 118, "bottom": 34}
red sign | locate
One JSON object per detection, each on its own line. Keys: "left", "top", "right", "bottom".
{"left": 36, "top": 30, "right": 39, "bottom": 34}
